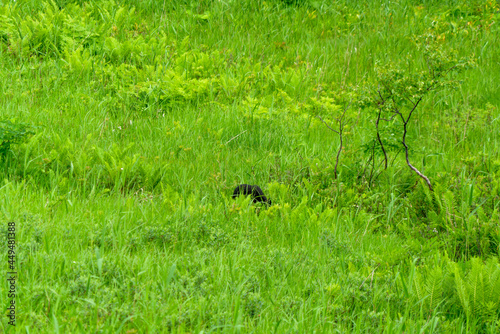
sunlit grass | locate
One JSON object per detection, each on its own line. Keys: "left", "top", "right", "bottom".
{"left": 0, "top": 0, "right": 499, "bottom": 332}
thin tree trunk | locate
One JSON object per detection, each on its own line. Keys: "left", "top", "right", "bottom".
{"left": 401, "top": 121, "right": 433, "bottom": 191}
{"left": 376, "top": 108, "right": 388, "bottom": 170}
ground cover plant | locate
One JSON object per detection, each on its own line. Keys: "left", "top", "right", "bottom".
{"left": 0, "top": 0, "right": 499, "bottom": 332}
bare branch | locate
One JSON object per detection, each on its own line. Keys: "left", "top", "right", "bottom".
{"left": 318, "top": 101, "right": 352, "bottom": 179}
{"left": 225, "top": 130, "right": 247, "bottom": 145}
{"left": 333, "top": 102, "right": 353, "bottom": 178}
{"left": 359, "top": 264, "right": 380, "bottom": 289}
{"left": 342, "top": 101, "right": 353, "bottom": 114}
{"left": 317, "top": 116, "right": 339, "bottom": 134}
{"left": 401, "top": 117, "right": 433, "bottom": 191}
{"left": 425, "top": 56, "right": 432, "bottom": 76}
{"left": 379, "top": 113, "right": 398, "bottom": 122}
{"left": 402, "top": 93, "right": 416, "bottom": 107}
{"left": 405, "top": 96, "right": 424, "bottom": 125}
{"left": 375, "top": 107, "right": 388, "bottom": 170}
{"left": 377, "top": 89, "right": 385, "bottom": 103}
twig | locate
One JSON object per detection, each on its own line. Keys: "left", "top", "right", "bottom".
{"left": 362, "top": 141, "right": 375, "bottom": 182}
{"left": 99, "top": 115, "right": 108, "bottom": 139}
{"left": 376, "top": 107, "right": 388, "bottom": 170}
{"left": 378, "top": 86, "right": 434, "bottom": 191}
{"left": 334, "top": 114, "right": 345, "bottom": 179}
{"left": 401, "top": 113, "right": 433, "bottom": 191}
{"left": 462, "top": 109, "right": 471, "bottom": 143}
{"left": 225, "top": 130, "right": 247, "bottom": 145}
{"left": 318, "top": 102, "right": 352, "bottom": 179}
{"left": 359, "top": 264, "right": 380, "bottom": 290}
{"left": 367, "top": 141, "right": 376, "bottom": 184}
{"left": 399, "top": 95, "right": 434, "bottom": 191}
{"left": 317, "top": 115, "right": 339, "bottom": 134}
{"left": 375, "top": 90, "right": 389, "bottom": 170}
{"left": 379, "top": 113, "right": 398, "bottom": 122}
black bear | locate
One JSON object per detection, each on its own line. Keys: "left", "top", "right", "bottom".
{"left": 232, "top": 184, "right": 272, "bottom": 205}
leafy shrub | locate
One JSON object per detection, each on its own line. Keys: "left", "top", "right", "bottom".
{"left": 142, "top": 226, "right": 174, "bottom": 247}
{"left": 0, "top": 119, "right": 34, "bottom": 158}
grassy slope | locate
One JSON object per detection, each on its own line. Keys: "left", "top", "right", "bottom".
{"left": 0, "top": 0, "right": 499, "bottom": 332}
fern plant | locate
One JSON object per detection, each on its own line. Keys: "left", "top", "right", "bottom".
{"left": 412, "top": 257, "right": 500, "bottom": 325}
{"left": 452, "top": 257, "right": 500, "bottom": 323}
{"left": 413, "top": 265, "right": 449, "bottom": 316}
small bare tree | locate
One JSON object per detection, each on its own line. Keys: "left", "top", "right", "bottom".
{"left": 317, "top": 101, "right": 352, "bottom": 179}
{"left": 373, "top": 34, "right": 473, "bottom": 191}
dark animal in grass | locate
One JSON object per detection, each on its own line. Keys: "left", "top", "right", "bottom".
{"left": 232, "top": 184, "right": 272, "bottom": 205}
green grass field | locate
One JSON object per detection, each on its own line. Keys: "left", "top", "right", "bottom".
{"left": 1, "top": 0, "right": 500, "bottom": 332}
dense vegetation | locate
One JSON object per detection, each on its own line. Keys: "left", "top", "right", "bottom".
{"left": 0, "top": 0, "right": 499, "bottom": 332}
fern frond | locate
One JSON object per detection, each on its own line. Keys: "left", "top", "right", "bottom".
{"left": 453, "top": 262, "right": 471, "bottom": 317}
{"left": 426, "top": 266, "right": 444, "bottom": 313}
{"left": 468, "top": 258, "right": 485, "bottom": 319}
{"left": 413, "top": 271, "right": 425, "bottom": 302}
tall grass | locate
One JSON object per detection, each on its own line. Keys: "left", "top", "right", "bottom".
{"left": 0, "top": 0, "right": 499, "bottom": 332}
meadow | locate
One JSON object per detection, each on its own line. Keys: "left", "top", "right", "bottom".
{"left": 0, "top": 0, "right": 499, "bottom": 332}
